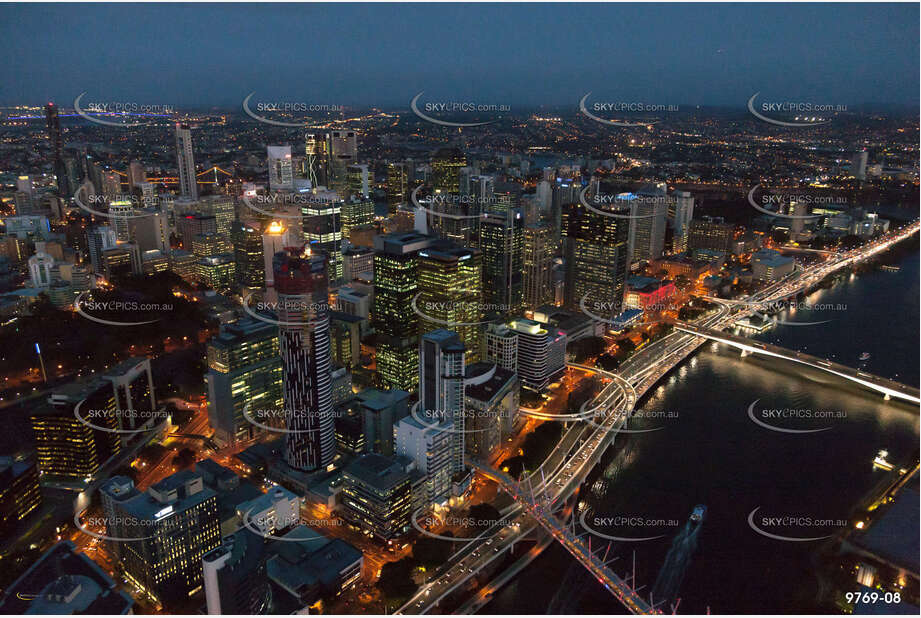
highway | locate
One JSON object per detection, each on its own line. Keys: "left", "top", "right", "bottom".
{"left": 398, "top": 223, "right": 919, "bottom": 614}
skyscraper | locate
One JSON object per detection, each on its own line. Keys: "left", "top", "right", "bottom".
{"left": 672, "top": 190, "right": 695, "bottom": 254}
{"left": 304, "top": 132, "right": 328, "bottom": 187}
{"left": 327, "top": 131, "right": 358, "bottom": 193}
{"left": 274, "top": 248, "right": 335, "bottom": 471}
{"left": 522, "top": 223, "right": 554, "bottom": 311}
{"left": 175, "top": 123, "right": 198, "bottom": 200}
{"left": 267, "top": 146, "right": 294, "bottom": 191}
{"left": 386, "top": 162, "right": 408, "bottom": 214}
{"left": 417, "top": 245, "right": 483, "bottom": 363}
{"left": 207, "top": 318, "right": 284, "bottom": 446}
{"left": 232, "top": 220, "right": 265, "bottom": 291}
{"left": 44, "top": 103, "right": 68, "bottom": 196}
{"left": 561, "top": 200, "right": 631, "bottom": 321}
{"left": 419, "top": 329, "right": 466, "bottom": 475}
{"left": 479, "top": 210, "right": 524, "bottom": 316}
{"left": 431, "top": 148, "right": 466, "bottom": 194}
{"left": 301, "top": 194, "right": 343, "bottom": 285}
{"left": 372, "top": 232, "right": 435, "bottom": 392}
{"left": 629, "top": 183, "right": 668, "bottom": 262}
{"left": 99, "top": 471, "right": 220, "bottom": 608}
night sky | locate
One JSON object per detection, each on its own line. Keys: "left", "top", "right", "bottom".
{"left": 0, "top": 2, "right": 917, "bottom": 108}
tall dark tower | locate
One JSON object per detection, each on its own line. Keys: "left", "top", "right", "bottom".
{"left": 274, "top": 247, "right": 335, "bottom": 471}
{"left": 44, "top": 103, "right": 69, "bottom": 196}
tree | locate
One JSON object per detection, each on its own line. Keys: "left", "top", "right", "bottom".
{"left": 597, "top": 353, "right": 620, "bottom": 371}
{"left": 468, "top": 503, "right": 502, "bottom": 530}
{"left": 413, "top": 535, "right": 452, "bottom": 568}
{"left": 378, "top": 557, "right": 419, "bottom": 601}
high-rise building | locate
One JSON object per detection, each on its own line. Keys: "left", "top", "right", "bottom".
{"left": 44, "top": 103, "right": 69, "bottom": 196}
{"left": 198, "top": 195, "right": 236, "bottom": 239}
{"left": 672, "top": 191, "right": 695, "bottom": 254}
{"left": 301, "top": 194, "right": 343, "bottom": 284}
{"left": 100, "top": 471, "right": 220, "bottom": 608}
{"left": 386, "top": 162, "right": 408, "bottom": 214}
{"left": 561, "top": 201, "right": 631, "bottom": 321}
{"left": 175, "top": 123, "right": 198, "bottom": 200}
{"left": 274, "top": 248, "right": 335, "bottom": 471}
{"left": 479, "top": 210, "right": 524, "bottom": 316}
{"left": 304, "top": 133, "right": 328, "bottom": 187}
{"left": 394, "top": 415, "right": 453, "bottom": 505}
{"left": 419, "top": 329, "right": 466, "bottom": 475}
{"left": 508, "top": 318, "right": 566, "bottom": 391}
{"left": 355, "top": 388, "right": 410, "bottom": 456}
{"left": 207, "top": 318, "right": 284, "bottom": 446}
{"left": 687, "top": 217, "right": 734, "bottom": 254}
{"left": 340, "top": 454, "right": 412, "bottom": 540}
{"left": 202, "top": 530, "right": 272, "bottom": 615}
{"left": 464, "top": 364, "right": 519, "bottom": 457}
{"left": 341, "top": 197, "right": 374, "bottom": 237}
{"left": 0, "top": 455, "right": 42, "bottom": 538}
{"left": 550, "top": 177, "right": 580, "bottom": 251}
{"left": 851, "top": 150, "right": 868, "bottom": 181}
{"left": 262, "top": 221, "right": 298, "bottom": 302}
{"left": 86, "top": 225, "right": 118, "bottom": 274}
{"left": 522, "top": 223, "right": 554, "bottom": 312}
{"left": 417, "top": 245, "right": 483, "bottom": 362}
{"left": 128, "top": 209, "right": 169, "bottom": 253}
{"left": 431, "top": 148, "right": 466, "bottom": 193}
{"left": 267, "top": 146, "right": 295, "bottom": 191}
{"left": 232, "top": 220, "right": 265, "bottom": 291}
{"left": 629, "top": 184, "right": 668, "bottom": 262}
{"left": 346, "top": 163, "right": 370, "bottom": 199}
{"left": 102, "top": 357, "right": 156, "bottom": 432}
{"left": 127, "top": 160, "right": 146, "bottom": 188}
{"left": 483, "top": 322, "right": 518, "bottom": 371}
{"left": 28, "top": 251, "right": 54, "bottom": 289}
{"left": 372, "top": 232, "right": 435, "bottom": 392}
{"left": 342, "top": 245, "right": 373, "bottom": 281}
{"left": 327, "top": 131, "right": 358, "bottom": 193}
{"left": 30, "top": 379, "right": 121, "bottom": 482}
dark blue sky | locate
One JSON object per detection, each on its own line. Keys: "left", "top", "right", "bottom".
{"left": 0, "top": 2, "right": 917, "bottom": 108}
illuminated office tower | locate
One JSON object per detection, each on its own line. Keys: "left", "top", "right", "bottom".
{"left": 231, "top": 220, "right": 265, "bottom": 291}
{"left": 99, "top": 471, "right": 220, "bottom": 608}
{"left": 304, "top": 132, "right": 328, "bottom": 187}
{"left": 102, "top": 357, "right": 156, "bottom": 432}
{"left": 851, "top": 150, "right": 868, "bottom": 181}
{"left": 192, "top": 233, "right": 232, "bottom": 259}
{"left": 262, "top": 220, "right": 298, "bottom": 302}
{"left": 561, "top": 200, "right": 630, "bottom": 322}
{"left": 127, "top": 160, "right": 146, "bottom": 188}
{"left": 198, "top": 195, "right": 236, "bottom": 239}
{"left": 175, "top": 123, "right": 198, "bottom": 199}
{"left": 343, "top": 245, "right": 374, "bottom": 281}
{"left": 508, "top": 318, "right": 566, "bottom": 391}
{"left": 431, "top": 147, "right": 466, "bottom": 194}
{"left": 108, "top": 199, "right": 133, "bottom": 242}
{"left": 372, "top": 232, "right": 435, "bottom": 392}
{"left": 267, "top": 145, "right": 294, "bottom": 191}
{"left": 418, "top": 329, "right": 466, "bottom": 475}
{"left": 30, "top": 379, "right": 121, "bottom": 482}
{"left": 301, "top": 193, "right": 343, "bottom": 285}
{"left": 386, "top": 162, "right": 408, "bottom": 214}
{"left": 522, "top": 223, "right": 554, "bottom": 312}
{"left": 128, "top": 209, "right": 169, "bottom": 253}
{"left": 44, "top": 103, "right": 68, "bottom": 195}
{"left": 86, "top": 224, "right": 118, "bottom": 274}
{"left": 101, "top": 171, "right": 122, "bottom": 199}
{"left": 207, "top": 318, "right": 283, "bottom": 446}
{"left": 478, "top": 210, "right": 523, "bottom": 316}
{"left": 417, "top": 245, "right": 482, "bottom": 363}
{"left": 629, "top": 183, "right": 668, "bottom": 262}
{"left": 327, "top": 130, "right": 357, "bottom": 193}
{"left": 672, "top": 190, "right": 694, "bottom": 254}
{"left": 549, "top": 176, "right": 579, "bottom": 252}
{"left": 0, "top": 456, "right": 42, "bottom": 538}
{"left": 346, "top": 163, "right": 370, "bottom": 199}
{"left": 274, "top": 248, "right": 335, "bottom": 471}
{"left": 341, "top": 197, "right": 374, "bottom": 237}
{"left": 28, "top": 252, "right": 53, "bottom": 289}
{"left": 687, "top": 216, "right": 734, "bottom": 254}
